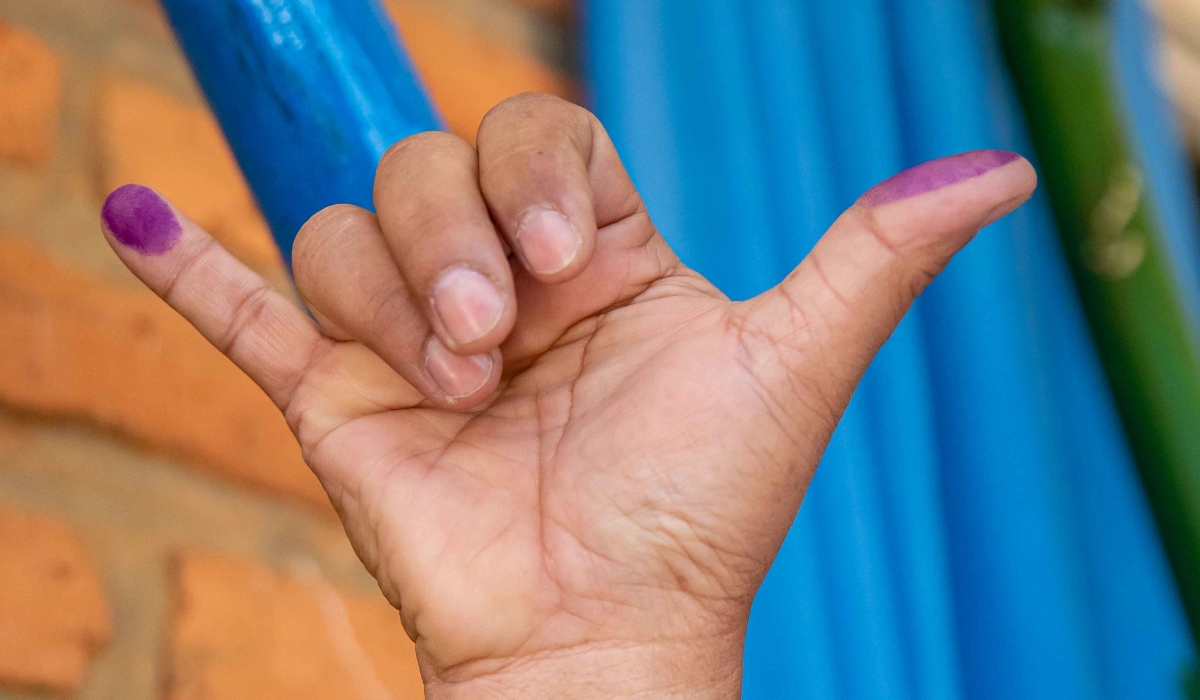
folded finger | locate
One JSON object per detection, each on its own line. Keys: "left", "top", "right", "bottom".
{"left": 293, "top": 204, "right": 500, "bottom": 409}
{"left": 374, "top": 132, "right": 517, "bottom": 357}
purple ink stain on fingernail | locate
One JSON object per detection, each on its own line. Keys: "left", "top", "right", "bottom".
{"left": 101, "top": 184, "right": 182, "bottom": 255}
{"left": 862, "top": 150, "right": 1022, "bottom": 206}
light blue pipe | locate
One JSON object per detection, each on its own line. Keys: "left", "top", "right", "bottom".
{"left": 586, "top": 2, "right": 890, "bottom": 697}
{"left": 744, "top": 508, "right": 840, "bottom": 699}
{"left": 888, "top": 1, "right": 1105, "bottom": 696}
{"left": 642, "top": 0, "right": 776, "bottom": 299}
{"left": 159, "top": 0, "right": 442, "bottom": 266}
{"left": 588, "top": 0, "right": 945, "bottom": 696}
{"left": 803, "top": 0, "right": 963, "bottom": 695}
{"left": 1004, "top": 175, "right": 1196, "bottom": 699}
{"left": 648, "top": 3, "right": 853, "bottom": 697}
{"left": 580, "top": 2, "right": 688, "bottom": 254}
{"left": 662, "top": 2, "right": 912, "bottom": 696}
{"left": 737, "top": 2, "right": 910, "bottom": 695}
{"left": 716, "top": 6, "right": 846, "bottom": 697}
{"left": 809, "top": 416, "right": 911, "bottom": 700}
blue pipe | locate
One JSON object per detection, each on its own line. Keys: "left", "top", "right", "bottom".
{"left": 159, "top": 0, "right": 442, "bottom": 266}
{"left": 804, "top": 0, "right": 963, "bottom": 694}
{"left": 712, "top": 6, "right": 843, "bottom": 697}
{"left": 888, "top": 1, "right": 1105, "bottom": 696}
{"left": 739, "top": 2, "right": 911, "bottom": 694}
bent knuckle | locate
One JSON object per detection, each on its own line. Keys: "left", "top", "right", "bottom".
{"left": 377, "top": 131, "right": 471, "bottom": 184}
{"left": 480, "top": 94, "right": 596, "bottom": 151}
{"left": 293, "top": 205, "right": 369, "bottom": 283}
{"left": 847, "top": 204, "right": 905, "bottom": 259}
{"left": 484, "top": 92, "right": 564, "bottom": 122}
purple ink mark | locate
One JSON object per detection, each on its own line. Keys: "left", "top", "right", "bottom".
{"left": 101, "top": 184, "right": 182, "bottom": 255}
{"left": 861, "top": 150, "right": 1022, "bottom": 206}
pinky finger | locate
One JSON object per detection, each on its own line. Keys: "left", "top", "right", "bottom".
{"left": 100, "top": 184, "right": 328, "bottom": 410}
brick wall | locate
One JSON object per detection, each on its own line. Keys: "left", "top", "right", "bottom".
{"left": 0, "top": 1, "right": 573, "bottom": 697}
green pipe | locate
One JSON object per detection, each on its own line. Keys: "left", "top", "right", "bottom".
{"left": 992, "top": 0, "right": 1200, "bottom": 641}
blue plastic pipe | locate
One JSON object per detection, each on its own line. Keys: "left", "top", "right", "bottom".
{"left": 588, "top": 2, "right": 939, "bottom": 697}
{"left": 159, "top": 0, "right": 442, "bottom": 266}
{"left": 888, "top": 1, "right": 1105, "bottom": 696}
{"left": 663, "top": 3, "right": 912, "bottom": 697}
{"left": 740, "top": 2, "right": 911, "bottom": 694}
{"left": 803, "top": 0, "right": 963, "bottom": 695}
{"left": 718, "top": 6, "right": 843, "bottom": 697}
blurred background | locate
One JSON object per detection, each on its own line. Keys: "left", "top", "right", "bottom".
{"left": 1, "top": 0, "right": 1200, "bottom": 698}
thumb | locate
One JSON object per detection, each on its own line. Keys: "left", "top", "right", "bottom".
{"left": 739, "top": 150, "right": 1037, "bottom": 429}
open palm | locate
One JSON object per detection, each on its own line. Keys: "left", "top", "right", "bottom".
{"left": 101, "top": 95, "right": 1035, "bottom": 698}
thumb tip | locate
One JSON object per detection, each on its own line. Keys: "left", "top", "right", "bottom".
{"left": 860, "top": 150, "right": 1036, "bottom": 208}
{"left": 858, "top": 150, "right": 1037, "bottom": 240}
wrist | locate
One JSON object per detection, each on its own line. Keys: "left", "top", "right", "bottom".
{"left": 421, "top": 635, "right": 745, "bottom": 700}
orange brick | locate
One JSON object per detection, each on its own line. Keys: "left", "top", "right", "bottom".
{"left": 0, "top": 506, "right": 109, "bottom": 692}
{"left": 0, "top": 234, "right": 328, "bottom": 509}
{"left": 0, "top": 21, "right": 62, "bottom": 166}
{"left": 95, "top": 79, "right": 283, "bottom": 274}
{"left": 169, "top": 552, "right": 424, "bottom": 700}
{"left": 388, "top": 2, "right": 574, "bottom": 141}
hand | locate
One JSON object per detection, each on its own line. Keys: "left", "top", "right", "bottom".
{"left": 100, "top": 94, "right": 1035, "bottom": 699}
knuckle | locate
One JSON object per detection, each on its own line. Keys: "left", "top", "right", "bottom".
{"left": 293, "top": 204, "right": 369, "bottom": 281}
{"left": 485, "top": 140, "right": 574, "bottom": 193}
{"left": 848, "top": 203, "right": 904, "bottom": 259}
{"left": 392, "top": 208, "right": 461, "bottom": 258}
{"left": 290, "top": 204, "right": 369, "bottom": 294}
{"left": 806, "top": 253, "right": 854, "bottom": 317}
{"left": 484, "top": 92, "right": 562, "bottom": 122}
{"left": 219, "top": 285, "right": 272, "bottom": 354}
{"left": 377, "top": 131, "right": 470, "bottom": 182}
{"left": 362, "top": 283, "right": 410, "bottom": 332}
{"left": 848, "top": 201, "right": 949, "bottom": 304}
{"left": 479, "top": 93, "right": 595, "bottom": 151}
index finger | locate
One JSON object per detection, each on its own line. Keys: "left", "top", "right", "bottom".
{"left": 100, "top": 184, "right": 328, "bottom": 410}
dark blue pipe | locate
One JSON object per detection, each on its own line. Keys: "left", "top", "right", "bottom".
{"left": 159, "top": 0, "right": 442, "bottom": 267}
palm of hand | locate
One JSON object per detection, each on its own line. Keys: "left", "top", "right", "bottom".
{"left": 301, "top": 268, "right": 819, "bottom": 671}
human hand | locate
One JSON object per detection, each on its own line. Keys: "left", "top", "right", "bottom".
{"left": 100, "top": 94, "right": 1035, "bottom": 699}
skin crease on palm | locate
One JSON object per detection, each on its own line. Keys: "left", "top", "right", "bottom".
{"left": 100, "top": 94, "right": 1037, "bottom": 699}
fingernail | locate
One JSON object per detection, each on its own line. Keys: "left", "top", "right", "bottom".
{"left": 431, "top": 267, "right": 504, "bottom": 347}
{"left": 516, "top": 207, "right": 581, "bottom": 275}
{"left": 425, "top": 337, "right": 493, "bottom": 400}
{"left": 101, "top": 184, "right": 182, "bottom": 255}
{"left": 861, "top": 150, "right": 1022, "bottom": 206}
